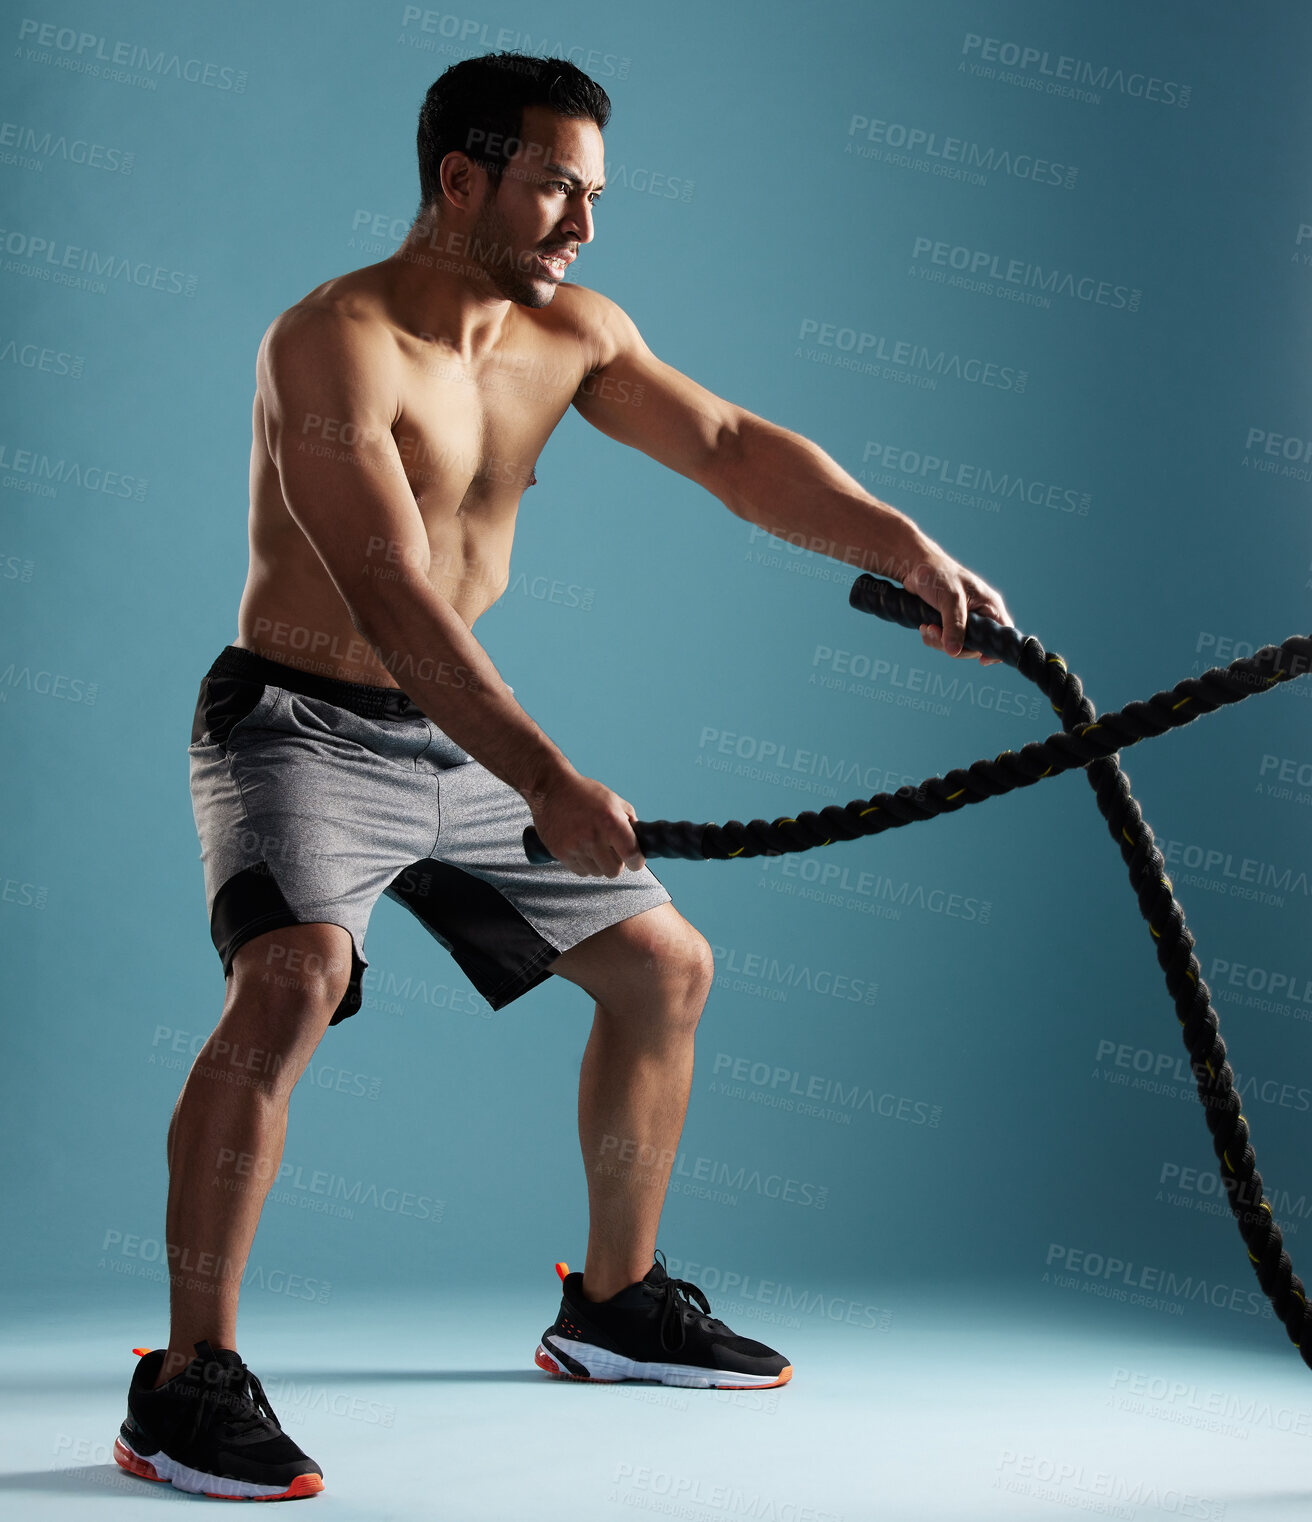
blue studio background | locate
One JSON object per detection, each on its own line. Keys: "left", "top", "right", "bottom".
{"left": 2, "top": 0, "right": 1310, "bottom": 1372}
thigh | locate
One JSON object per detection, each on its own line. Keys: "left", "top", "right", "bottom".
{"left": 383, "top": 757, "right": 673, "bottom": 1013}
{"left": 190, "top": 679, "right": 442, "bottom": 1025}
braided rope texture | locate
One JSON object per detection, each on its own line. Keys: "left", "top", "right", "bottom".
{"left": 639, "top": 574, "right": 1312, "bottom": 1365}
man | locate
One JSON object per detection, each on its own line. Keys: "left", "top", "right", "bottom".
{"left": 114, "top": 53, "right": 1011, "bottom": 1501}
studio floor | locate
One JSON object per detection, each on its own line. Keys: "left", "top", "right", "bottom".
{"left": 2, "top": 1283, "right": 1310, "bottom": 1520}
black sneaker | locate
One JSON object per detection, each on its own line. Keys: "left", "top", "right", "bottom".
{"left": 534, "top": 1252, "right": 793, "bottom": 1389}
{"left": 113, "top": 1340, "right": 324, "bottom": 1500}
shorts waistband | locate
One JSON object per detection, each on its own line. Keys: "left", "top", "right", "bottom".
{"left": 207, "top": 646, "right": 427, "bottom": 720}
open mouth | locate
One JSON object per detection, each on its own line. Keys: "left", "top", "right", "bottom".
{"left": 535, "top": 251, "right": 572, "bottom": 279}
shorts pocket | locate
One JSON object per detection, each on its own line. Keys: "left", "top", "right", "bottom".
{"left": 189, "top": 676, "right": 283, "bottom": 750}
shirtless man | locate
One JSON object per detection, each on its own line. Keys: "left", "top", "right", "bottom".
{"left": 114, "top": 53, "right": 1011, "bottom": 1501}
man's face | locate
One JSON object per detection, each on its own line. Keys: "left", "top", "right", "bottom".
{"left": 467, "top": 104, "right": 605, "bottom": 308}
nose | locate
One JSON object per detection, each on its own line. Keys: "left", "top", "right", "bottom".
{"left": 561, "top": 192, "right": 595, "bottom": 246}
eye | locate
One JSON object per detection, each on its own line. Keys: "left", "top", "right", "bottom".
{"left": 545, "top": 180, "right": 602, "bottom": 204}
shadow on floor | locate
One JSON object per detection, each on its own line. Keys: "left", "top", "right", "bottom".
{"left": 0, "top": 1466, "right": 174, "bottom": 1500}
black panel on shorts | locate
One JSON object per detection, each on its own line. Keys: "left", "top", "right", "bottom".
{"left": 211, "top": 863, "right": 364, "bottom": 1025}
{"left": 192, "top": 675, "right": 269, "bottom": 748}
{"left": 383, "top": 857, "right": 560, "bottom": 1011}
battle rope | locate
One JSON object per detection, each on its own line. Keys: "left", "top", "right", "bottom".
{"left": 522, "top": 573, "right": 1312, "bottom": 1366}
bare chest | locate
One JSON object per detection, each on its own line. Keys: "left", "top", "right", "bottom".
{"left": 391, "top": 334, "right": 588, "bottom": 524}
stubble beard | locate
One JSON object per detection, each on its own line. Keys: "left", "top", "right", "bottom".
{"left": 470, "top": 192, "right": 554, "bottom": 310}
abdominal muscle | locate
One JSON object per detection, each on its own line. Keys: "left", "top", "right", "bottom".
{"left": 234, "top": 459, "right": 520, "bottom": 687}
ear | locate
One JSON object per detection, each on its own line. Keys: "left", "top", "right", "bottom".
{"left": 438, "top": 150, "right": 488, "bottom": 213}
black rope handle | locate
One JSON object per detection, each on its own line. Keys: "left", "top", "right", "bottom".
{"left": 522, "top": 573, "right": 1312, "bottom": 1366}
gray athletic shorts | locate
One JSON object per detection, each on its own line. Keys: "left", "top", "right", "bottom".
{"left": 188, "top": 645, "right": 672, "bottom": 1025}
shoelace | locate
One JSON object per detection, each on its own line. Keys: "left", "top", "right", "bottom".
{"left": 180, "top": 1354, "right": 280, "bottom": 1448}
{"left": 653, "top": 1262, "right": 730, "bottom": 1353}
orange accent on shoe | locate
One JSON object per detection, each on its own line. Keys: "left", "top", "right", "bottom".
{"left": 131, "top": 1347, "right": 151, "bottom": 1356}
{"left": 201, "top": 1471, "right": 324, "bottom": 1500}
{"left": 280, "top": 1473, "right": 326, "bottom": 1499}
{"left": 113, "top": 1438, "right": 166, "bottom": 1483}
{"left": 534, "top": 1344, "right": 621, "bottom": 1383}
{"left": 714, "top": 1364, "right": 794, "bottom": 1390}
{"left": 555, "top": 1261, "right": 569, "bottom": 1282}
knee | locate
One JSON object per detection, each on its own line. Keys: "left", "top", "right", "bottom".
{"left": 640, "top": 922, "right": 715, "bottom": 1029}
{"left": 208, "top": 930, "right": 354, "bottom": 1094}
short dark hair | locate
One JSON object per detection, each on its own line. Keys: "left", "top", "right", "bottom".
{"left": 416, "top": 52, "right": 611, "bottom": 214}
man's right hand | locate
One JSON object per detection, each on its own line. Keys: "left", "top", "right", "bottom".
{"left": 522, "top": 766, "right": 647, "bottom": 877}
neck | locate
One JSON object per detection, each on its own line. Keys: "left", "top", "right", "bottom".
{"left": 386, "top": 209, "right": 513, "bottom": 360}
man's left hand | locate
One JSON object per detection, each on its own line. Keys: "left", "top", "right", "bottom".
{"left": 902, "top": 544, "right": 1013, "bottom": 667}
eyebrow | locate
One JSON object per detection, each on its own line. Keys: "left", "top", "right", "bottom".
{"left": 542, "top": 161, "right": 605, "bottom": 193}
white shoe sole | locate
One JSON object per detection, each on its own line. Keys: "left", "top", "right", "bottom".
{"left": 113, "top": 1435, "right": 324, "bottom": 1500}
{"left": 535, "top": 1336, "right": 792, "bottom": 1389}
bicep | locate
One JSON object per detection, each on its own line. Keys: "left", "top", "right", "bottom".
{"left": 569, "top": 293, "right": 744, "bottom": 492}
{"left": 260, "top": 313, "right": 430, "bottom": 610}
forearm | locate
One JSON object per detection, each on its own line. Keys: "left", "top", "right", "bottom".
{"left": 350, "top": 578, "right": 573, "bottom": 800}
{"left": 717, "top": 415, "right": 931, "bottom": 579}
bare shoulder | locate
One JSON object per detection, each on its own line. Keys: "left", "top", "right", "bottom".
{"left": 256, "top": 273, "right": 400, "bottom": 415}
{"left": 549, "top": 280, "right": 644, "bottom": 370}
